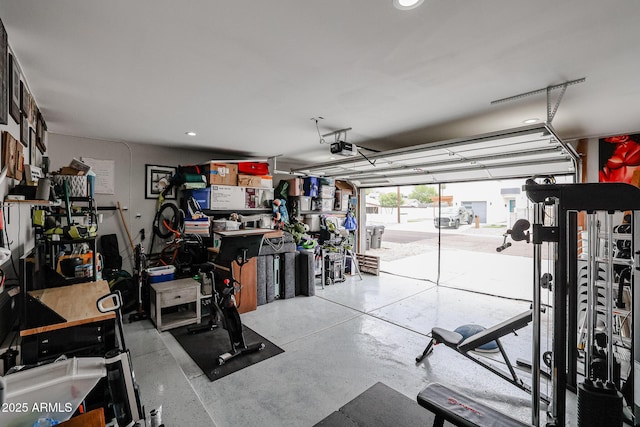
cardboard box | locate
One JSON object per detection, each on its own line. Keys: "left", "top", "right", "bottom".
{"left": 260, "top": 175, "right": 273, "bottom": 188}
{"left": 202, "top": 162, "right": 238, "bottom": 186}
{"left": 237, "top": 174, "right": 263, "bottom": 188}
{"left": 210, "top": 185, "right": 246, "bottom": 209}
{"left": 287, "top": 178, "right": 304, "bottom": 196}
{"left": 245, "top": 187, "right": 274, "bottom": 208}
{"left": 335, "top": 180, "right": 353, "bottom": 195}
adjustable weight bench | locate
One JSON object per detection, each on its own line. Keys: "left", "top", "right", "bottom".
{"left": 416, "top": 310, "right": 548, "bottom": 403}
{"left": 417, "top": 382, "right": 533, "bottom": 427}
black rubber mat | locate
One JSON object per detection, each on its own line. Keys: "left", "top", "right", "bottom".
{"left": 314, "top": 382, "right": 449, "bottom": 427}
{"left": 170, "top": 323, "right": 284, "bottom": 381}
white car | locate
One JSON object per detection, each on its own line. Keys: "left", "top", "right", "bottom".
{"left": 434, "top": 206, "right": 473, "bottom": 229}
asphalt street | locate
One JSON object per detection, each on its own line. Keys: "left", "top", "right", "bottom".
{"left": 380, "top": 225, "right": 534, "bottom": 258}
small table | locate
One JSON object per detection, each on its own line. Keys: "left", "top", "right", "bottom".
{"left": 150, "top": 277, "right": 201, "bottom": 331}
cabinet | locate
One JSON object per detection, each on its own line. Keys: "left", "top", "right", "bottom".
{"left": 149, "top": 278, "right": 201, "bottom": 331}
{"left": 19, "top": 281, "right": 116, "bottom": 364}
{"left": 233, "top": 257, "right": 257, "bottom": 314}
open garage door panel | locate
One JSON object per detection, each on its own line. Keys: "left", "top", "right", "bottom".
{"left": 290, "top": 124, "right": 578, "bottom": 299}
{"left": 291, "top": 124, "right": 579, "bottom": 187}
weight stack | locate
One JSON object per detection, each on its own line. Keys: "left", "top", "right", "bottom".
{"left": 577, "top": 379, "right": 623, "bottom": 427}
{"left": 256, "top": 255, "right": 267, "bottom": 306}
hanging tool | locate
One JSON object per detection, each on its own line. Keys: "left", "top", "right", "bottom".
{"left": 117, "top": 201, "right": 135, "bottom": 253}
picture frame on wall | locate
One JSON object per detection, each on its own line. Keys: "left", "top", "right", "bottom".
{"left": 28, "top": 93, "right": 36, "bottom": 126}
{"left": 35, "top": 110, "right": 46, "bottom": 154}
{"left": 29, "top": 127, "right": 36, "bottom": 164}
{"left": 20, "top": 80, "right": 28, "bottom": 114}
{"left": 0, "top": 17, "right": 8, "bottom": 125}
{"left": 8, "top": 53, "right": 20, "bottom": 124}
{"left": 145, "top": 164, "right": 177, "bottom": 199}
{"left": 19, "top": 113, "right": 28, "bottom": 147}
{"left": 598, "top": 133, "right": 640, "bottom": 183}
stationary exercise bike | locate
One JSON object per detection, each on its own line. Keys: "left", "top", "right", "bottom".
{"left": 189, "top": 230, "right": 267, "bottom": 366}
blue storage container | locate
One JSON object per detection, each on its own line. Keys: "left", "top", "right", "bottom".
{"left": 188, "top": 188, "right": 211, "bottom": 209}
{"left": 303, "top": 177, "right": 319, "bottom": 197}
{"left": 146, "top": 265, "right": 176, "bottom": 283}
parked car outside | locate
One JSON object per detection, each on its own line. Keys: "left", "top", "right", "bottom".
{"left": 434, "top": 206, "right": 473, "bottom": 229}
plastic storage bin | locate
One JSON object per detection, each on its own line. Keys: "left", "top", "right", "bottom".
{"left": 188, "top": 188, "right": 211, "bottom": 209}
{"left": 303, "top": 177, "right": 319, "bottom": 197}
{"left": 146, "top": 265, "right": 176, "bottom": 283}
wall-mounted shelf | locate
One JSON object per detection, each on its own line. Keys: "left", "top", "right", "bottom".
{"left": 203, "top": 209, "right": 271, "bottom": 215}
{"left": 299, "top": 211, "right": 348, "bottom": 216}
{"left": 3, "top": 199, "right": 58, "bottom": 206}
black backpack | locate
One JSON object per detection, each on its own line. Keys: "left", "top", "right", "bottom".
{"left": 100, "top": 234, "right": 122, "bottom": 270}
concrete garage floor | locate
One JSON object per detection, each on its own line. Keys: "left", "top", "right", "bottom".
{"left": 123, "top": 265, "right": 566, "bottom": 426}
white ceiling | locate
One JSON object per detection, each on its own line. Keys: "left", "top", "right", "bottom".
{"left": 1, "top": 1, "right": 639, "bottom": 168}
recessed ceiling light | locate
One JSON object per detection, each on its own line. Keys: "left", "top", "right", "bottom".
{"left": 185, "top": 131, "right": 197, "bottom": 136}
{"left": 393, "top": 0, "right": 424, "bottom": 10}
{"left": 522, "top": 118, "right": 539, "bottom": 124}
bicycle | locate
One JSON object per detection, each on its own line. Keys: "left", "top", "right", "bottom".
{"left": 156, "top": 216, "right": 205, "bottom": 276}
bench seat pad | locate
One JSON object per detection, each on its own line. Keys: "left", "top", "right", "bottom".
{"left": 417, "top": 382, "right": 532, "bottom": 427}
{"left": 431, "top": 327, "right": 463, "bottom": 347}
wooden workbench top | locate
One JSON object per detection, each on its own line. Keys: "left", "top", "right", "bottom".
{"left": 216, "top": 228, "right": 281, "bottom": 237}
{"left": 21, "top": 280, "right": 116, "bottom": 336}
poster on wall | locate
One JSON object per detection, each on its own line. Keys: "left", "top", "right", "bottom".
{"left": 2, "top": 131, "right": 23, "bottom": 180}
{"left": 599, "top": 133, "right": 640, "bottom": 185}
{"left": 82, "top": 157, "right": 115, "bottom": 194}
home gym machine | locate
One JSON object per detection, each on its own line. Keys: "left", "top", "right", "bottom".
{"left": 523, "top": 179, "right": 640, "bottom": 426}
{"left": 205, "top": 229, "right": 268, "bottom": 366}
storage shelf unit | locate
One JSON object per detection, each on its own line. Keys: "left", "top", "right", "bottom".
{"left": 39, "top": 196, "right": 99, "bottom": 282}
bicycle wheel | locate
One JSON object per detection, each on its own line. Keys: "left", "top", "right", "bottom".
{"left": 153, "top": 203, "right": 181, "bottom": 239}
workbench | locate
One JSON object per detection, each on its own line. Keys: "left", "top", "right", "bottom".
{"left": 20, "top": 280, "right": 116, "bottom": 364}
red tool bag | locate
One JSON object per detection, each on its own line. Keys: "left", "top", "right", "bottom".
{"left": 237, "top": 162, "right": 269, "bottom": 175}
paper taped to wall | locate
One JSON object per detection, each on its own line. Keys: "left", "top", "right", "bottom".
{"left": 81, "top": 157, "right": 115, "bottom": 194}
